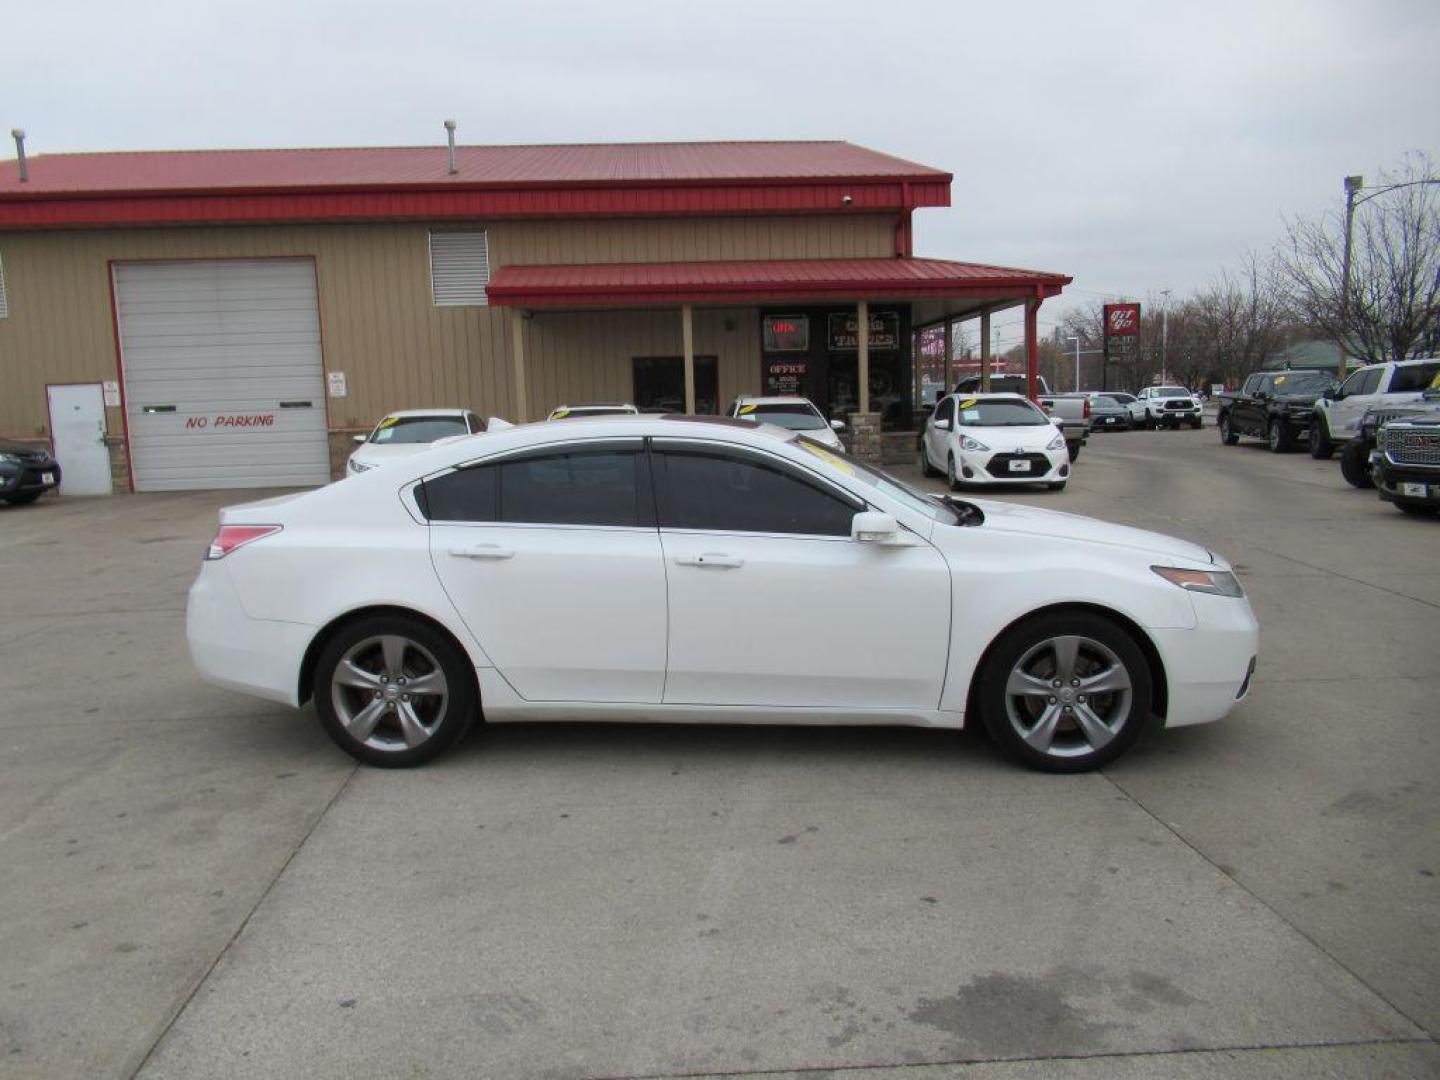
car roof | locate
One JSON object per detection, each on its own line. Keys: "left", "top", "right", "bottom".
{"left": 552, "top": 403, "right": 637, "bottom": 410}
{"left": 943, "top": 391, "right": 1030, "bottom": 402}
{"left": 379, "top": 408, "right": 471, "bottom": 420}
{"left": 733, "top": 396, "right": 817, "bottom": 407}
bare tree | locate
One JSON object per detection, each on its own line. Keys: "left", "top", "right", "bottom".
{"left": 1275, "top": 151, "right": 1440, "bottom": 364}
{"left": 1186, "top": 254, "right": 1296, "bottom": 385}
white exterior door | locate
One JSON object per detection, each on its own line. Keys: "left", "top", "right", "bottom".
{"left": 113, "top": 259, "right": 330, "bottom": 491}
{"left": 424, "top": 440, "right": 668, "bottom": 702}
{"left": 652, "top": 441, "right": 951, "bottom": 709}
{"left": 46, "top": 384, "right": 112, "bottom": 496}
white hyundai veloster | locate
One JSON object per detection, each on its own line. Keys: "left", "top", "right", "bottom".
{"left": 188, "top": 415, "right": 1258, "bottom": 772}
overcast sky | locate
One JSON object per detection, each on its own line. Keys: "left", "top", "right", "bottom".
{"left": 5, "top": 0, "right": 1437, "bottom": 345}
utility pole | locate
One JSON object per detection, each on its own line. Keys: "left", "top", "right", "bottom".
{"left": 1067, "top": 335, "right": 1081, "bottom": 391}
{"left": 1159, "top": 289, "right": 1172, "bottom": 385}
{"left": 1339, "top": 174, "right": 1363, "bottom": 381}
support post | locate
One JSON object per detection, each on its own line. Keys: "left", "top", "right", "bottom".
{"left": 511, "top": 311, "right": 528, "bottom": 421}
{"left": 942, "top": 319, "right": 953, "bottom": 397}
{"left": 980, "top": 310, "right": 992, "bottom": 392}
{"left": 857, "top": 300, "right": 870, "bottom": 414}
{"left": 681, "top": 304, "right": 696, "bottom": 414}
{"left": 1025, "top": 297, "right": 1040, "bottom": 401}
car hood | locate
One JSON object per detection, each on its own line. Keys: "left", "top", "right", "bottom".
{"left": 349, "top": 442, "right": 437, "bottom": 467}
{"left": 969, "top": 498, "right": 1215, "bottom": 565}
{"left": 1274, "top": 393, "right": 1322, "bottom": 406}
{"left": 957, "top": 425, "right": 1061, "bottom": 453}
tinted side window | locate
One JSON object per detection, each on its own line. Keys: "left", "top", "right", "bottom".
{"left": 654, "top": 447, "right": 860, "bottom": 537}
{"left": 935, "top": 397, "right": 955, "bottom": 425}
{"left": 1358, "top": 368, "right": 1384, "bottom": 395}
{"left": 1241, "top": 375, "right": 1259, "bottom": 395}
{"left": 499, "top": 448, "right": 644, "bottom": 526}
{"left": 1340, "top": 369, "right": 1369, "bottom": 396}
{"left": 422, "top": 465, "right": 498, "bottom": 522}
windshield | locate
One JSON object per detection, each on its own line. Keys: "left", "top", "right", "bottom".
{"left": 793, "top": 438, "right": 965, "bottom": 524}
{"left": 955, "top": 398, "right": 1049, "bottom": 426}
{"left": 1269, "top": 371, "right": 1336, "bottom": 395}
{"left": 369, "top": 416, "right": 468, "bottom": 444}
{"left": 737, "top": 403, "right": 827, "bottom": 430}
{"left": 1155, "top": 387, "right": 1190, "bottom": 398}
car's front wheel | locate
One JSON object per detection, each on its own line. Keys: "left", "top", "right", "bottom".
{"left": 1219, "top": 413, "right": 1239, "bottom": 445}
{"left": 1, "top": 492, "right": 41, "bottom": 505}
{"left": 314, "top": 614, "right": 478, "bottom": 767}
{"left": 1339, "top": 441, "right": 1374, "bottom": 489}
{"left": 1267, "top": 419, "right": 1293, "bottom": 453}
{"left": 976, "top": 612, "right": 1153, "bottom": 773}
{"left": 946, "top": 454, "right": 962, "bottom": 491}
{"left": 1309, "top": 421, "right": 1334, "bottom": 459}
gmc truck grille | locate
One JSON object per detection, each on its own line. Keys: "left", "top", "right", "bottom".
{"left": 1384, "top": 428, "right": 1440, "bottom": 466}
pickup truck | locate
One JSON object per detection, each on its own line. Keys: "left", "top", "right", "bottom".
{"left": 1137, "top": 386, "right": 1203, "bottom": 429}
{"left": 950, "top": 374, "right": 1089, "bottom": 462}
{"left": 1310, "top": 357, "right": 1440, "bottom": 458}
{"left": 1216, "top": 369, "right": 1335, "bottom": 453}
{"left": 1370, "top": 405, "right": 1440, "bottom": 517}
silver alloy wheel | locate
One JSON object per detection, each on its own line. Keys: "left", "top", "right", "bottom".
{"left": 1003, "top": 634, "right": 1133, "bottom": 759}
{"left": 330, "top": 634, "right": 449, "bottom": 751}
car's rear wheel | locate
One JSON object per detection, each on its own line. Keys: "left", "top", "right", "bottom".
{"left": 314, "top": 615, "right": 477, "bottom": 767}
{"left": 1309, "top": 421, "right": 1334, "bottom": 459}
{"left": 1219, "top": 413, "right": 1239, "bottom": 445}
{"left": 1339, "top": 441, "right": 1374, "bottom": 489}
{"left": 977, "top": 613, "right": 1153, "bottom": 773}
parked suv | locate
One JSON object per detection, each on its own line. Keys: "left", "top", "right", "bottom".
{"left": 1310, "top": 357, "right": 1440, "bottom": 457}
{"left": 1137, "top": 386, "right": 1202, "bottom": 429}
{"left": 0, "top": 440, "right": 62, "bottom": 505}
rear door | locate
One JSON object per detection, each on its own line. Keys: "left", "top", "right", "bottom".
{"left": 426, "top": 439, "right": 667, "bottom": 702}
{"left": 652, "top": 439, "right": 951, "bottom": 709}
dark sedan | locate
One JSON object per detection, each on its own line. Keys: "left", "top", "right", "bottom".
{"left": 0, "top": 441, "right": 62, "bottom": 505}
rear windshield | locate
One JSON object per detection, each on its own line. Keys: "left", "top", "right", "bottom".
{"left": 956, "top": 399, "right": 1049, "bottom": 426}
{"left": 1391, "top": 362, "right": 1440, "bottom": 394}
{"left": 370, "top": 417, "right": 468, "bottom": 444}
{"left": 737, "top": 403, "right": 827, "bottom": 430}
{"left": 1108, "top": 393, "right": 1136, "bottom": 403}
{"left": 1093, "top": 396, "right": 1122, "bottom": 409}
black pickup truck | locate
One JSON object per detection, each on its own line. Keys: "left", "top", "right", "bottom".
{"left": 1217, "top": 369, "right": 1337, "bottom": 452}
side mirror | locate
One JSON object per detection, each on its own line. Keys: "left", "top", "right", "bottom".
{"left": 851, "top": 510, "right": 900, "bottom": 544}
{"left": 933, "top": 418, "right": 952, "bottom": 432}
{"left": 830, "top": 419, "right": 846, "bottom": 432}
{"left": 352, "top": 434, "right": 367, "bottom": 443}
{"left": 1324, "top": 387, "right": 1339, "bottom": 401}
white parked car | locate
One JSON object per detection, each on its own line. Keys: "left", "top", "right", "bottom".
{"left": 727, "top": 396, "right": 845, "bottom": 450}
{"left": 188, "top": 415, "right": 1258, "bottom": 773}
{"left": 1100, "top": 391, "right": 1147, "bottom": 427}
{"left": 547, "top": 403, "right": 640, "bottom": 420}
{"left": 1137, "top": 386, "right": 1203, "bottom": 429}
{"left": 920, "top": 393, "right": 1071, "bottom": 491}
{"left": 348, "top": 410, "right": 483, "bottom": 475}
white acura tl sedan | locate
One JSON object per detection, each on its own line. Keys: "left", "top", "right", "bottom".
{"left": 188, "top": 415, "right": 1258, "bottom": 773}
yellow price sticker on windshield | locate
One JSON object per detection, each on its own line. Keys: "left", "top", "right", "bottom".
{"left": 377, "top": 416, "right": 400, "bottom": 429}
{"left": 959, "top": 398, "right": 978, "bottom": 409}
{"left": 551, "top": 407, "right": 570, "bottom": 419}
{"left": 798, "top": 441, "right": 855, "bottom": 476}
{"left": 1274, "top": 375, "right": 1287, "bottom": 385}
{"left": 738, "top": 403, "right": 758, "bottom": 415}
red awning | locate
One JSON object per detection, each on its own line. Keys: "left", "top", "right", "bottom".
{"left": 486, "top": 257, "right": 1070, "bottom": 308}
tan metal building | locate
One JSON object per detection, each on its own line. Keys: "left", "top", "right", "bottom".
{"left": 0, "top": 139, "right": 1069, "bottom": 493}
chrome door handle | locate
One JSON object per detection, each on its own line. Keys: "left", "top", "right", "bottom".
{"left": 673, "top": 552, "right": 744, "bottom": 569}
{"left": 448, "top": 545, "right": 515, "bottom": 560}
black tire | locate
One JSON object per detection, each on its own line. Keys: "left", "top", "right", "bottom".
{"left": 1266, "top": 419, "right": 1293, "bottom": 453}
{"left": 1219, "top": 413, "right": 1239, "bottom": 445}
{"left": 1395, "top": 502, "right": 1439, "bottom": 518}
{"left": 1339, "top": 441, "right": 1374, "bottom": 489}
{"left": 1, "top": 492, "right": 41, "bottom": 505}
{"left": 946, "top": 454, "right": 962, "bottom": 492}
{"left": 1190, "top": 418, "right": 1202, "bottom": 429}
{"left": 313, "top": 614, "right": 478, "bottom": 767}
{"left": 918, "top": 440, "right": 939, "bottom": 478}
{"left": 1309, "top": 420, "right": 1334, "bottom": 459}
{"left": 1067, "top": 443, "right": 1081, "bottom": 463}
{"left": 976, "top": 612, "right": 1154, "bottom": 773}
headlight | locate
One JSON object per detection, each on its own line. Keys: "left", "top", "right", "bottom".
{"left": 960, "top": 436, "right": 990, "bottom": 452}
{"left": 1152, "top": 566, "right": 1245, "bottom": 597}
{"left": 1046, "top": 433, "right": 1065, "bottom": 451}
{"left": 0, "top": 452, "right": 21, "bottom": 466}
{"left": 348, "top": 459, "right": 374, "bottom": 474}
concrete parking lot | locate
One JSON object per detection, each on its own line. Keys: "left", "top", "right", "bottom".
{"left": 1, "top": 427, "right": 1437, "bottom": 1080}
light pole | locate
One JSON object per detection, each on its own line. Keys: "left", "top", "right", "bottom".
{"left": 1067, "top": 335, "right": 1081, "bottom": 391}
{"left": 1159, "top": 289, "right": 1172, "bottom": 384}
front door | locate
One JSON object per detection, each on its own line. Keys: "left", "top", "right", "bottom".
{"left": 1331, "top": 367, "right": 1382, "bottom": 439}
{"left": 46, "top": 384, "right": 112, "bottom": 496}
{"left": 651, "top": 439, "right": 951, "bottom": 709}
{"left": 925, "top": 396, "right": 956, "bottom": 471}
{"left": 425, "top": 439, "right": 667, "bottom": 702}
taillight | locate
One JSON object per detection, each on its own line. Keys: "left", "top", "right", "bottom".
{"left": 1083, "top": 398, "right": 1092, "bottom": 420}
{"left": 205, "top": 524, "right": 282, "bottom": 560}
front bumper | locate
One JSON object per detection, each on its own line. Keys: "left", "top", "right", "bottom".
{"left": 1149, "top": 591, "right": 1259, "bottom": 728}
{"left": 1372, "top": 457, "right": 1440, "bottom": 505}
{"left": 956, "top": 447, "right": 1071, "bottom": 484}
{"left": 0, "top": 457, "right": 62, "bottom": 497}
{"left": 187, "top": 561, "right": 315, "bottom": 707}
{"left": 1155, "top": 407, "right": 1201, "bottom": 425}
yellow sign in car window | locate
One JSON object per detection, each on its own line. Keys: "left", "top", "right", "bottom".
{"left": 797, "top": 440, "right": 855, "bottom": 476}
{"left": 551, "top": 407, "right": 570, "bottom": 419}
{"left": 738, "top": 403, "right": 758, "bottom": 415}
{"left": 959, "top": 398, "right": 978, "bottom": 409}
{"left": 377, "top": 416, "right": 400, "bottom": 429}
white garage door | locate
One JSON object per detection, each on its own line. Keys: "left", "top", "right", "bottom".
{"left": 114, "top": 259, "right": 331, "bottom": 491}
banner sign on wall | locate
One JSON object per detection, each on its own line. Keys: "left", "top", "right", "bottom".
{"left": 764, "top": 360, "right": 807, "bottom": 397}
{"left": 828, "top": 311, "right": 899, "bottom": 351}
{"left": 763, "top": 315, "right": 810, "bottom": 352}
{"left": 1103, "top": 303, "right": 1141, "bottom": 338}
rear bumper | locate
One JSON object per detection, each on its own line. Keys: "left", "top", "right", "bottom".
{"left": 187, "top": 562, "right": 313, "bottom": 707}
{"left": 1150, "top": 593, "right": 1259, "bottom": 728}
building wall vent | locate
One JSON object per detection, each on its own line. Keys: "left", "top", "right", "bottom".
{"left": 429, "top": 231, "right": 489, "bottom": 307}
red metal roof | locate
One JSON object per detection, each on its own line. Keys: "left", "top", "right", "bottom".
{"left": 487, "top": 257, "right": 1070, "bottom": 307}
